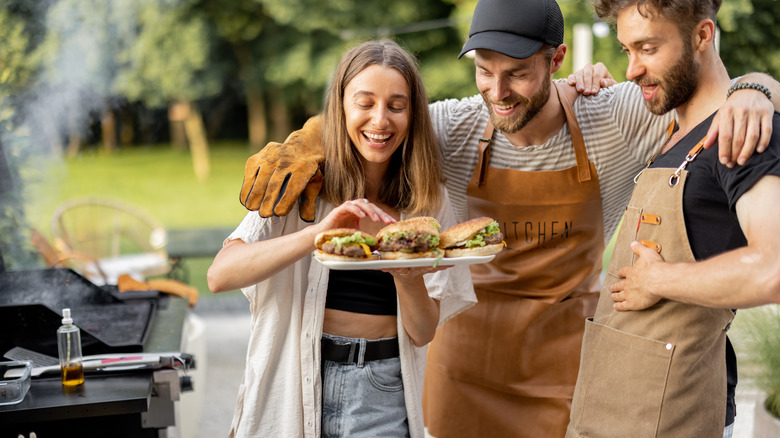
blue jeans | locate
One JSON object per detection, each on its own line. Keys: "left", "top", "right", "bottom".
{"left": 321, "top": 334, "right": 409, "bottom": 438}
{"left": 723, "top": 423, "right": 734, "bottom": 438}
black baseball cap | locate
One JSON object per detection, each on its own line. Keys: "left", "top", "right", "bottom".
{"left": 458, "top": 0, "right": 565, "bottom": 59}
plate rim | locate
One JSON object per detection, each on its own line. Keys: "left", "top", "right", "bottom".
{"left": 313, "top": 254, "right": 495, "bottom": 270}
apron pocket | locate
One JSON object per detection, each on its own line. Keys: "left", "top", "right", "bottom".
{"left": 573, "top": 318, "right": 673, "bottom": 438}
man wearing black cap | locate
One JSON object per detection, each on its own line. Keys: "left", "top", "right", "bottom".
{"left": 235, "top": 0, "right": 779, "bottom": 435}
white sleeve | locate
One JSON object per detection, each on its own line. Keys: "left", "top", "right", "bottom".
{"left": 225, "top": 211, "right": 285, "bottom": 246}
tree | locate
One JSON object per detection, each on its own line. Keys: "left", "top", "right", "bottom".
{"left": 191, "top": 0, "right": 470, "bottom": 149}
{"left": 115, "top": 0, "right": 222, "bottom": 180}
{"left": 718, "top": 0, "right": 780, "bottom": 79}
{"left": 29, "top": 0, "right": 142, "bottom": 155}
{"left": 0, "top": 2, "right": 48, "bottom": 269}
{"left": 186, "top": 0, "right": 283, "bottom": 149}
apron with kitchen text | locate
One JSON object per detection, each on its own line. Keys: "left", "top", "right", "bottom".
{"left": 424, "top": 82, "right": 603, "bottom": 437}
{"left": 566, "top": 134, "right": 734, "bottom": 438}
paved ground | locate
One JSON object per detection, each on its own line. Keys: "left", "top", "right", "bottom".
{"left": 187, "top": 295, "right": 250, "bottom": 438}
{"left": 181, "top": 295, "right": 762, "bottom": 438}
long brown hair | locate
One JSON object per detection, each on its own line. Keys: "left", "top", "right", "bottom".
{"left": 320, "top": 39, "right": 443, "bottom": 216}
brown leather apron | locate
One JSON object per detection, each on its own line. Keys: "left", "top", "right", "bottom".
{"left": 566, "top": 136, "right": 734, "bottom": 438}
{"left": 424, "top": 83, "right": 603, "bottom": 437}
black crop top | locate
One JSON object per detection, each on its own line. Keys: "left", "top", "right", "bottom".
{"left": 325, "top": 269, "right": 397, "bottom": 315}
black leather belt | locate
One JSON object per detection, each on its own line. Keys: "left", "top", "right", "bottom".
{"left": 321, "top": 337, "right": 399, "bottom": 364}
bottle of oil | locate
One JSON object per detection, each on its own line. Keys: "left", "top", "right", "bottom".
{"left": 57, "top": 308, "right": 84, "bottom": 386}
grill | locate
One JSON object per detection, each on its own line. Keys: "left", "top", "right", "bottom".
{"left": 0, "top": 268, "right": 158, "bottom": 358}
{"left": 0, "top": 140, "right": 159, "bottom": 359}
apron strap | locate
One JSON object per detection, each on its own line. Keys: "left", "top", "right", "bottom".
{"left": 476, "top": 83, "right": 593, "bottom": 186}
{"left": 554, "top": 82, "right": 591, "bottom": 183}
{"left": 640, "top": 120, "right": 707, "bottom": 187}
{"left": 476, "top": 122, "right": 494, "bottom": 186}
{"left": 669, "top": 136, "right": 707, "bottom": 187}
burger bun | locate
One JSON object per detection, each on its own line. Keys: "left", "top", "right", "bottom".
{"left": 314, "top": 228, "right": 376, "bottom": 250}
{"left": 313, "top": 250, "right": 379, "bottom": 262}
{"left": 439, "top": 217, "right": 496, "bottom": 248}
{"left": 443, "top": 243, "right": 503, "bottom": 258}
{"left": 313, "top": 228, "right": 378, "bottom": 261}
{"left": 379, "top": 249, "right": 439, "bottom": 260}
{"left": 399, "top": 216, "right": 441, "bottom": 231}
{"left": 377, "top": 220, "right": 439, "bottom": 241}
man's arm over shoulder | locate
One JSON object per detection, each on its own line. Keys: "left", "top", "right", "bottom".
{"left": 704, "top": 72, "right": 780, "bottom": 166}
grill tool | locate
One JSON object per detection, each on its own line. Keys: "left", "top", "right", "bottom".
{"left": 4, "top": 346, "right": 194, "bottom": 378}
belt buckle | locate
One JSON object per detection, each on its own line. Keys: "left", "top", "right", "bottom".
{"left": 347, "top": 342, "right": 358, "bottom": 364}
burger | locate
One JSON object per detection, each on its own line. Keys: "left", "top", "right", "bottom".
{"left": 314, "top": 228, "right": 379, "bottom": 261}
{"left": 377, "top": 218, "right": 442, "bottom": 260}
{"left": 402, "top": 216, "right": 441, "bottom": 232}
{"left": 439, "top": 217, "right": 504, "bottom": 257}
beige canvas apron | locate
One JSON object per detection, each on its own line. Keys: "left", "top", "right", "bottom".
{"left": 424, "top": 83, "right": 603, "bottom": 437}
{"left": 566, "top": 136, "right": 735, "bottom": 438}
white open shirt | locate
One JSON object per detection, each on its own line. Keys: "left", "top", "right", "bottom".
{"left": 226, "top": 186, "right": 477, "bottom": 438}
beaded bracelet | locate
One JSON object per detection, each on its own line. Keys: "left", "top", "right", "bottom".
{"left": 726, "top": 82, "right": 773, "bottom": 100}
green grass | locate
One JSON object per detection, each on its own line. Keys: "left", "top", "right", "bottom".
{"left": 21, "top": 142, "right": 255, "bottom": 299}
{"left": 24, "top": 143, "right": 251, "bottom": 234}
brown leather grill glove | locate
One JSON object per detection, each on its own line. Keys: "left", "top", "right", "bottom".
{"left": 240, "top": 116, "right": 325, "bottom": 222}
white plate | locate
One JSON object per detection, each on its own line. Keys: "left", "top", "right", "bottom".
{"left": 314, "top": 254, "right": 495, "bottom": 270}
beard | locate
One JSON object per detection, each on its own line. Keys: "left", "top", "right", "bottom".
{"left": 636, "top": 41, "right": 700, "bottom": 115}
{"left": 481, "top": 76, "right": 551, "bottom": 133}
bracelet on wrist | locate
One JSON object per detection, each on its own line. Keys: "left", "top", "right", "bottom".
{"left": 727, "top": 82, "right": 773, "bottom": 101}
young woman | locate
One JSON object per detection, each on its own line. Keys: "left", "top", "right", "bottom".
{"left": 207, "top": 40, "right": 476, "bottom": 438}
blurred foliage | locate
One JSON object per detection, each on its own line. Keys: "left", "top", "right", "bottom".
{"left": 0, "top": 3, "right": 44, "bottom": 269}
{"left": 739, "top": 305, "right": 780, "bottom": 418}
{"left": 115, "top": 0, "right": 223, "bottom": 107}
{"left": 0, "top": 134, "right": 42, "bottom": 270}
{"left": 718, "top": 0, "right": 780, "bottom": 79}
{"left": 3, "top": 0, "right": 773, "bottom": 148}
{"left": 558, "top": 0, "right": 628, "bottom": 80}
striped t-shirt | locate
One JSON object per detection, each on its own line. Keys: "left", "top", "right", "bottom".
{"left": 428, "top": 81, "right": 674, "bottom": 244}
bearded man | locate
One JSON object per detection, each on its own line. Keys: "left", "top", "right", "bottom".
{"left": 566, "top": 1, "right": 780, "bottom": 437}
{"left": 237, "top": 0, "right": 780, "bottom": 435}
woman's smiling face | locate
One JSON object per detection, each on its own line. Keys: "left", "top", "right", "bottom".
{"left": 343, "top": 64, "right": 411, "bottom": 169}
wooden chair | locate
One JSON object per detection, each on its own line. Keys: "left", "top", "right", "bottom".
{"left": 29, "top": 228, "right": 110, "bottom": 282}
{"left": 49, "top": 197, "right": 170, "bottom": 285}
